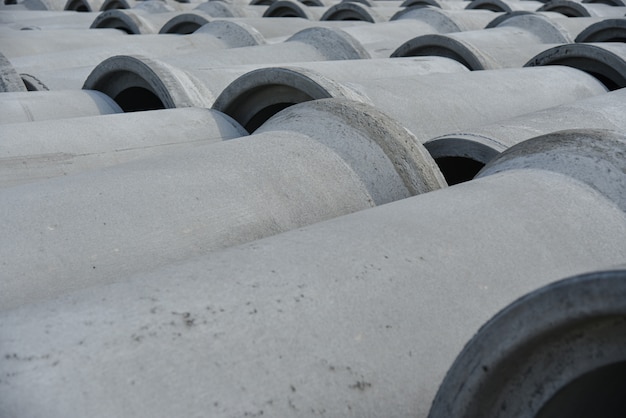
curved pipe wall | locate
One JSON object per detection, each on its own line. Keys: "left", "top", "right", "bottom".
{"left": 0, "top": 89, "right": 122, "bottom": 123}
{"left": 0, "top": 107, "right": 248, "bottom": 187}
{"left": 0, "top": 98, "right": 445, "bottom": 310}
{"left": 430, "top": 265, "right": 626, "bottom": 418}
{"left": 525, "top": 42, "right": 626, "bottom": 90}
{"left": 2, "top": 129, "right": 626, "bottom": 417}
{"left": 213, "top": 66, "right": 607, "bottom": 139}
{"left": 424, "top": 87, "right": 626, "bottom": 184}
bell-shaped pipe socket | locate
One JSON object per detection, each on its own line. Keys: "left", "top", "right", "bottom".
{"left": 2, "top": 131, "right": 626, "bottom": 416}
{"left": 538, "top": 0, "right": 626, "bottom": 17}
{"left": 423, "top": 88, "right": 626, "bottom": 184}
{"left": 429, "top": 264, "right": 626, "bottom": 418}
{"left": 575, "top": 18, "right": 626, "bottom": 42}
{"left": 525, "top": 42, "right": 626, "bottom": 90}
{"left": 0, "top": 98, "right": 445, "bottom": 309}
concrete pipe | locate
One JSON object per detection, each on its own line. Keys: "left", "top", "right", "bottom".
{"left": 423, "top": 87, "right": 626, "bottom": 183}
{"left": 8, "top": 20, "right": 269, "bottom": 89}
{"left": 400, "top": 0, "right": 468, "bottom": 10}
{"left": 156, "top": 9, "right": 213, "bottom": 32}
{"left": 99, "top": 0, "right": 189, "bottom": 10}
{"left": 0, "top": 9, "right": 100, "bottom": 29}
{"left": 575, "top": 18, "right": 626, "bottom": 42}
{"left": 82, "top": 57, "right": 465, "bottom": 111}
{"left": 391, "top": 14, "right": 572, "bottom": 70}
{"left": 193, "top": 0, "right": 268, "bottom": 17}
{"left": 1, "top": 129, "right": 626, "bottom": 417}
{"left": 476, "top": 128, "right": 626, "bottom": 212}
{"left": 429, "top": 265, "right": 626, "bottom": 418}
{"left": 91, "top": 8, "right": 206, "bottom": 33}
{"left": 320, "top": 2, "right": 405, "bottom": 22}
{"left": 261, "top": 0, "right": 327, "bottom": 18}
{"left": 391, "top": 7, "right": 500, "bottom": 31}
{"left": 538, "top": 0, "right": 626, "bottom": 16}
{"left": 0, "top": 51, "right": 27, "bottom": 92}
{"left": 0, "top": 27, "right": 127, "bottom": 58}
{"left": 0, "top": 107, "right": 248, "bottom": 187}
{"left": 2, "top": 0, "right": 68, "bottom": 10}
{"left": 0, "top": 98, "right": 445, "bottom": 310}
{"left": 82, "top": 27, "right": 370, "bottom": 109}
{"left": 584, "top": 0, "right": 625, "bottom": 5}
{"left": 525, "top": 42, "right": 626, "bottom": 90}
{"left": 465, "top": 0, "right": 545, "bottom": 12}
{"left": 189, "top": 16, "right": 368, "bottom": 40}
{"left": 64, "top": 0, "right": 104, "bottom": 11}
{"left": 213, "top": 66, "right": 607, "bottom": 138}
{"left": 0, "top": 89, "right": 122, "bottom": 124}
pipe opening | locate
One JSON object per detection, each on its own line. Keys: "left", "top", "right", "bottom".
{"left": 114, "top": 87, "right": 166, "bottom": 112}
{"left": 246, "top": 102, "right": 295, "bottom": 132}
{"left": 435, "top": 156, "right": 485, "bottom": 185}
{"left": 536, "top": 360, "right": 626, "bottom": 418}
{"left": 221, "top": 84, "right": 319, "bottom": 132}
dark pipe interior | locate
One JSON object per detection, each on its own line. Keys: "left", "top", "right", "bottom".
{"left": 246, "top": 103, "right": 295, "bottom": 133}
{"left": 435, "top": 157, "right": 485, "bottom": 185}
{"left": 536, "top": 360, "right": 626, "bottom": 418}
{"left": 114, "top": 87, "right": 165, "bottom": 112}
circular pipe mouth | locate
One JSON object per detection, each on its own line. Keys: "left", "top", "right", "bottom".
{"left": 19, "top": 73, "right": 49, "bottom": 91}
{"left": 423, "top": 135, "right": 503, "bottom": 184}
{"left": 262, "top": 1, "right": 311, "bottom": 17}
{"left": 525, "top": 43, "right": 626, "bottom": 90}
{"left": 90, "top": 10, "right": 143, "bottom": 34}
{"left": 64, "top": 0, "right": 91, "bottom": 11}
{"left": 575, "top": 19, "right": 626, "bottom": 42}
{"left": 391, "top": 35, "right": 485, "bottom": 70}
{"left": 159, "top": 13, "right": 211, "bottom": 34}
{"left": 321, "top": 3, "right": 377, "bottom": 22}
{"left": 537, "top": 0, "right": 590, "bottom": 17}
{"left": 465, "top": 0, "right": 511, "bottom": 12}
{"left": 99, "top": 0, "right": 131, "bottom": 10}
{"left": 83, "top": 55, "right": 214, "bottom": 112}
{"left": 213, "top": 67, "right": 349, "bottom": 132}
{"left": 429, "top": 266, "right": 626, "bottom": 418}
{"left": 476, "top": 129, "right": 626, "bottom": 212}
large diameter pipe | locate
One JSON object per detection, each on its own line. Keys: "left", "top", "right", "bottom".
{"left": 476, "top": 128, "right": 626, "bottom": 212}
{"left": 466, "top": 0, "right": 546, "bottom": 12}
{"left": 213, "top": 65, "right": 607, "bottom": 135}
{"left": 57, "top": 55, "right": 469, "bottom": 110}
{"left": 0, "top": 98, "right": 445, "bottom": 310}
{"left": 0, "top": 107, "right": 248, "bottom": 188}
{"left": 391, "top": 13, "right": 572, "bottom": 69}
{"left": 575, "top": 18, "right": 626, "bottom": 42}
{"left": 0, "top": 10, "right": 100, "bottom": 29}
{"left": 8, "top": 20, "right": 267, "bottom": 78}
{"left": 2, "top": 129, "right": 626, "bottom": 417}
{"left": 429, "top": 265, "right": 626, "bottom": 418}
{"left": 525, "top": 42, "right": 626, "bottom": 91}
{"left": 424, "top": 87, "right": 626, "bottom": 184}
{"left": 82, "top": 27, "right": 370, "bottom": 110}
{"left": 0, "top": 89, "right": 122, "bottom": 124}
{"left": 320, "top": 2, "right": 406, "bottom": 22}
{"left": 391, "top": 13, "right": 610, "bottom": 68}
{"left": 538, "top": 0, "right": 626, "bottom": 17}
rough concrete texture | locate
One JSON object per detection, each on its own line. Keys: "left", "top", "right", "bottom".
{"left": 1, "top": 164, "right": 626, "bottom": 417}
{"left": 423, "top": 87, "right": 626, "bottom": 176}
{"left": 0, "top": 98, "right": 445, "bottom": 310}
{"left": 476, "top": 129, "right": 626, "bottom": 212}
{"left": 214, "top": 66, "right": 608, "bottom": 137}
{"left": 0, "top": 107, "right": 248, "bottom": 187}
{"left": 0, "top": 89, "right": 122, "bottom": 123}
{"left": 430, "top": 265, "right": 626, "bottom": 417}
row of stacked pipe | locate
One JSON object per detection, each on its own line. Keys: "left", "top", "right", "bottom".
{"left": 1, "top": 0, "right": 626, "bottom": 416}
